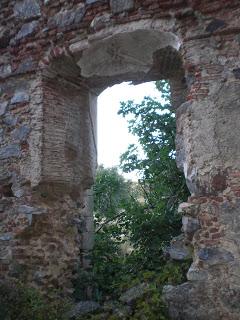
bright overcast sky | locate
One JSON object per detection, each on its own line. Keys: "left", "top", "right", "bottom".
{"left": 97, "top": 82, "right": 162, "bottom": 180}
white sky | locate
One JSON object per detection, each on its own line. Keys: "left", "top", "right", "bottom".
{"left": 97, "top": 82, "right": 163, "bottom": 180}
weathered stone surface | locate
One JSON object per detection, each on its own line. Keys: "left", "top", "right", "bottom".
{"left": 3, "top": 115, "right": 18, "bottom": 127}
{"left": 0, "top": 64, "right": 12, "bottom": 79}
{"left": 0, "top": 144, "right": 20, "bottom": 160}
{"left": 16, "top": 57, "right": 35, "bottom": 74}
{"left": 0, "top": 26, "right": 10, "bottom": 49}
{"left": 0, "top": 101, "right": 8, "bottom": 116}
{"left": 0, "top": 233, "right": 12, "bottom": 241}
{"left": 86, "top": 0, "right": 103, "bottom": 4}
{"left": 182, "top": 216, "right": 199, "bottom": 235}
{"left": 12, "top": 125, "right": 30, "bottom": 142}
{"left": 11, "top": 90, "right": 29, "bottom": 104}
{"left": 15, "top": 21, "right": 38, "bottom": 41}
{"left": 110, "top": 0, "right": 134, "bottom": 14}
{"left": 165, "top": 235, "right": 192, "bottom": 261}
{"left": 48, "top": 5, "right": 85, "bottom": 29}
{"left": 17, "top": 205, "right": 47, "bottom": 215}
{"left": 187, "top": 264, "right": 208, "bottom": 281}
{"left": 14, "top": 0, "right": 41, "bottom": 20}
{"left": 197, "top": 247, "right": 234, "bottom": 266}
{"left": 68, "top": 301, "right": 101, "bottom": 319}
{"left": 205, "top": 19, "right": 226, "bottom": 33}
{"left": 90, "top": 13, "right": 111, "bottom": 31}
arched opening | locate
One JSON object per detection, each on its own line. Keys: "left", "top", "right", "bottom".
{"left": 28, "top": 26, "right": 188, "bottom": 289}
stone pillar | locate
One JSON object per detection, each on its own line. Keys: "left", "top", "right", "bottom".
{"left": 0, "top": 71, "right": 97, "bottom": 292}
{"left": 164, "top": 27, "right": 240, "bottom": 320}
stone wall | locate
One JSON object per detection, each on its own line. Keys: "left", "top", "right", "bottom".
{"left": 1, "top": 0, "right": 240, "bottom": 318}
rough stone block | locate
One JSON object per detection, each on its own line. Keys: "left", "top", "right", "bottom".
{"left": 12, "top": 126, "right": 30, "bottom": 142}
{"left": 182, "top": 216, "right": 200, "bottom": 235}
{"left": 11, "top": 90, "right": 29, "bottom": 104}
{"left": 0, "top": 101, "right": 8, "bottom": 116}
{"left": 15, "top": 21, "right": 38, "bottom": 41}
{"left": 17, "top": 205, "right": 47, "bottom": 215}
{"left": 110, "top": 0, "right": 134, "bottom": 14}
{"left": 0, "top": 26, "right": 10, "bottom": 49}
{"left": 3, "top": 115, "right": 18, "bottom": 127}
{"left": 14, "top": 0, "right": 41, "bottom": 20}
{"left": 0, "top": 64, "right": 12, "bottom": 79}
{"left": 48, "top": 6, "right": 85, "bottom": 29}
{"left": 197, "top": 248, "right": 234, "bottom": 266}
{"left": 0, "top": 144, "right": 20, "bottom": 160}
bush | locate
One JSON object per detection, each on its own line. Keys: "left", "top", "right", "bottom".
{"left": 0, "top": 281, "right": 70, "bottom": 320}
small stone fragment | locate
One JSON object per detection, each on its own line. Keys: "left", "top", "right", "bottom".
{"left": 182, "top": 216, "right": 200, "bottom": 235}
{"left": 11, "top": 90, "right": 29, "bottom": 104}
{"left": 3, "top": 115, "right": 18, "bottom": 127}
{"left": 0, "top": 233, "right": 13, "bottom": 241}
{"left": 187, "top": 264, "right": 208, "bottom": 281}
{"left": 198, "top": 247, "right": 234, "bottom": 266}
{"left": 110, "top": 0, "right": 134, "bottom": 14}
{"left": 0, "top": 144, "right": 20, "bottom": 160}
{"left": 205, "top": 19, "right": 226, "bottom": 33}
{"left": 0, "top": 26, "right": 10, "bottom": 49}
{"left": 15, "top": 21, "right": 38, "bottom": 41}
{"left": 17, "top": 205, "right": 47, "bottom": 215}
{"left": 14, "top": 0, "right": 41, "bottom": 20}
{"left": 48, "top": 6, "right": 85, "bottom": 29}
{"left": 12, "top": 125, "right": 30, "bottom": 142}
{"left": 0, "top": 64, "right": 12, "bottom": 79}
{"left": 0, "top": 101, "right": 8, "bottom": 116}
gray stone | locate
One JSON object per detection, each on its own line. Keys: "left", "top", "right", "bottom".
{"left": 187, "top": 264, "right": 208, "bottom": 281}
{"left": 182, "top": 216, "right": 200, "bottom": 235}
{"left": 120, "top": 283, "right": 149, "bottom": 305}
{"left": 0, "top": 101, "right": 8, "bottom": 116}
{"left": 0, "top": 64, "right": 12, "bottom": 79}
{"left": 14, "top": 0, "right": 41, "bottom": 20}
{"left": 86, "top": 0, "right": 102, "bottom": 4}
{"left": 48, "top": 6, "right": 86, "bottom": 29}
{"left": 0, "top": 26, "right": 10, "bottom": 49}
{"left": 12, "top": 125, "right": 30, "bottom": 142}
{"left": 15, "top": 21, "right": 38, "bottom": 41}
{"left": 198, "top": 247, "right": 234, "bottom": 266}
{"left": 3, "top": 115, "right": 18, "bottom": 127}
{"left": 205, "top": 19, "right": 226, "bottom": 33}
{"left": 90, "top": 13, "right": 111, "bottom": 31}
{"left": 165, "top": 235, "right": 192, "bottom": 261}
{"left": 0, "top": 233, "right": 13, "bottom": 241}
{"left": 11, "top": 90, "right": 29, "bottom": 104}
{"left": 68, "top": 301, "right": 101, "bottom": 318}
{"left": 110, "top": 0, "right": 134, "bottom": 14}
{"left": 17, "top": 205, "right": 47, "bottom": 215}
{"left": 0, "top": 144, "right": 20, "bottom": 160}
{"left": 0, "top": 128, "right": 3, "bottom": 143}
{"left": 16, "top": 57, "right": 35, "bottom": 74}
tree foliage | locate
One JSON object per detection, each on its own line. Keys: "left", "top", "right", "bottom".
{"left": 117, "top": 80, "right": 189, "bottom": 260}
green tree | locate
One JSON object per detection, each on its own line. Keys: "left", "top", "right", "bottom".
{"left": 118, "top": 80, "right": 189, "bottom": 264}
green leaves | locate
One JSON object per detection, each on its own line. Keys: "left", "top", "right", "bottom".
{"left": 118, "top": 80, "right": 189, "bottom": 258}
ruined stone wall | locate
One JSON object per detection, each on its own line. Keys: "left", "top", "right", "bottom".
{"left": 1, "top": 0, "right": 240, "bottom": 318}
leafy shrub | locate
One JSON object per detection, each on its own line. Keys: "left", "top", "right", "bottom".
{"left": 0, "top": 281, "right": 70, "bottom": 320}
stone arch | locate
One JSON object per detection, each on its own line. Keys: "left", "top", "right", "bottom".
{"left": 36, "top": 27, "right": 187, "bottom": 283}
